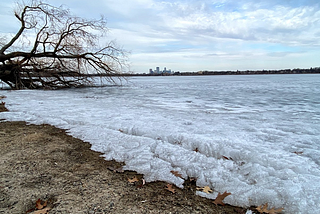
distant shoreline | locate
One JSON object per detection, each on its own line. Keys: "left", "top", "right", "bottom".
{"left": 16, "top": 67, "right": 320, "bottom": 79}
{"left": 123, "top": 67, "right": 320, "bottom": 77}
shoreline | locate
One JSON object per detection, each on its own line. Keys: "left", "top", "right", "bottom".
{"left": 0, "top": 120, "right": 251, "bottom": 213}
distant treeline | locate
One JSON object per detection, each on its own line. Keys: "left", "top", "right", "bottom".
{"left": 124, "top": 67, "right": 320, "bottom": 76}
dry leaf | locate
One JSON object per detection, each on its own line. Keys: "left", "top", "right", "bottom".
{"left": 170, "top": 170, "right": 183, "bottom": 179}
{"left": 35, "top": 199, "right": 47, "bottom": 210}
{"left": 189, "top": 177, "right": 197, "bottom": 182}
{"left": 31, "top": 199, "right": 51, "bottom": 214}
{"left": 213, "top": 191, "right": 231, "bottom": 206}
{"left": 197, "top": 186, "right": 213, "bottom": 194}
{"left": 165, "top": 184, "right": 176, "bottom": 193}
{"left": 202, "top": 186, "right": 213, "bottom": 194}
{"left": 268, "top": 208, "right": 284, "bottom": 214}
{"left": 222, "top": 156, "right": 233, "bottom": 161}
{"left": 293, "top": 151, "right": 303, "bottom": 155}
{"left": 32, "top": 207, "right": 51, "bottom": 214}
{"left": 128, "top": 176, "right": 139, "bottom": 183}
{"left": 256, "top": 203, "right": 284, "bottom": 214}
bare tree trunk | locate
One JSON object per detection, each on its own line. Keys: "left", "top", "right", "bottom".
{"left": 0, "top": 1, "right": 127, "bottom": 89}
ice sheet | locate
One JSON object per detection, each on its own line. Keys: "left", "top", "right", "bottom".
{"left": 1, "top": 74, "right": 320, "bottom": 213}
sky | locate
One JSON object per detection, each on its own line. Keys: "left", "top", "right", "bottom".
{"left": 1, "top": 0, "right": 320, "bottom": 73}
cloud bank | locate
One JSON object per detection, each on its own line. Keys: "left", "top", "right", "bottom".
{"left": 1, "top": 0, "right": 320, "bottom": 72}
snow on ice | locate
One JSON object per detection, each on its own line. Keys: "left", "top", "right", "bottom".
{"left": 1, "top": 74, "right": 320, "bottom": 213}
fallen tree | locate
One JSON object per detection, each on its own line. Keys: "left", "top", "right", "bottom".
{"left": 0, "top": 1, "right": 127, "bottom": 89}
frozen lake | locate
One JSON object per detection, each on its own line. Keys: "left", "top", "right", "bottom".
{"left": 1, "top": 74, "right": 320, "bottom": 213}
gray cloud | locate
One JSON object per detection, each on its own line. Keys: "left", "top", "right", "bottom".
{"left": 2, "top": 0, "right": 320, "bottom": 72}
{"left": 152, "top": 2, "right": 320, "bottom": 47}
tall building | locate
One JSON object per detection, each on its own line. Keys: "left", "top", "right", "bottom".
{"left": 149, "top": 67, "right": 173, "bottom": 74}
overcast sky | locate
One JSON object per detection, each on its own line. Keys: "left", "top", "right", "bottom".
{"left": 1, "top": 0, "right": 320, "bottom": 73}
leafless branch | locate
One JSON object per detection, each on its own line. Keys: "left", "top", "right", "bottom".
{"left": 0, "top": 0, "right": 128, "bottom": 89}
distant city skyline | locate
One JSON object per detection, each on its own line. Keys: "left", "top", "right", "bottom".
{"left": 149, "top": 67, "right": 173, "bottom": 74}
{"left": 1, "top": 0, "right": 320, "bottom": 73}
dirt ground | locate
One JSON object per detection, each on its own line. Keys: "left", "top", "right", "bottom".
{"left": 0, "top": 102, "right": 253, "bottom": 214}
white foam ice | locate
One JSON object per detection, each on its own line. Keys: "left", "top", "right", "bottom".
{"left": 1, "top": 74, "right": 320, "bottom": 213}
